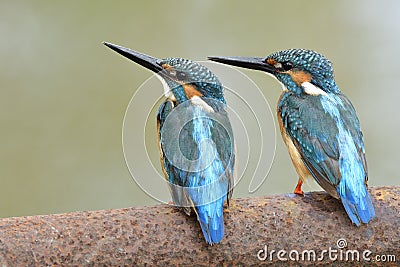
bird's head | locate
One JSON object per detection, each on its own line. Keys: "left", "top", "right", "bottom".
{"left": 104, "top": 42, "right": 225, "bottom": 105}
{"left": 209, "top": 49, "right": 339, "bottom": 96}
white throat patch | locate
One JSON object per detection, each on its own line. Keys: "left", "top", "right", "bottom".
{"left": 301, "top": 82, "right": 328, "bottom": 96}
{"left": 190, "top": 96, "right": 214, "bottom": 113}
{"left": 156, "top": 74, "right": 176, "bottom": 101}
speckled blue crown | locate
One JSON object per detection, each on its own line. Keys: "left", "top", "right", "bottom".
{"left": 267, "top": 49, "right": 339, "bottom": 93}
{"left": 161, "top": 58, "right": 225, "bottom": 103}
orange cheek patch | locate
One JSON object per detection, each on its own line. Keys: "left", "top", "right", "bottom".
{"left": 289, "top": 70, "right": 312, "bottom": 85}
{"left": 183, "top": 84, "right": 202, "bottom": 98}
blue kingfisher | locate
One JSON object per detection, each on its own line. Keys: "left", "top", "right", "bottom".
{"left": 104, "top": 42, "right": 235, "bottom": 244}
{"left": 209, "top": 49, "right": 375, "bottom": 226}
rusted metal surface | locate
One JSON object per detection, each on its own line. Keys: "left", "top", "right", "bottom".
{"left": 0, "top": 186, "right": 398, "bottom": 266}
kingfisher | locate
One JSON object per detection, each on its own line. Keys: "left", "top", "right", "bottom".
{"left": 209, "top": 49, "right": 375, "bottom": 226}
{"left": 104, "top": 42, "right": 235, "bottom": 244}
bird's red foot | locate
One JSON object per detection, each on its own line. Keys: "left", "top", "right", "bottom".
{"left": 294, "top": 179, "right": 304, "bottom": 195}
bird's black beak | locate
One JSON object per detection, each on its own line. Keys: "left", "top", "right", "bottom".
{"left": 208, "top": 56, "right": 275, "bottom": 73}
{"left": 103, "top": 42, "right": 163, "bottom": 73}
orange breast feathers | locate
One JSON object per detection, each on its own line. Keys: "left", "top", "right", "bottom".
{"left": 277, "top": 104, "right": 311, "bottom": 182}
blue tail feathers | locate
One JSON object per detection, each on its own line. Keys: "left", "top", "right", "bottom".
{"left": 196, "top": 201, "right": 225, "bottom": 245}
{"left": 338, "top": 186, "right": 375, "bottom": 226}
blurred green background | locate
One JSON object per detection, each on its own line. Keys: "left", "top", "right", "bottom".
{"left": 1, "top": 1, "right": 399, "bottom": 218}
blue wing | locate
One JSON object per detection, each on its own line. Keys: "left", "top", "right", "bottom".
{"left": 157, "top": 99, "right": 235, "bottom": 244}
{"left": 278, "top": 91, "right": 375, "bottom": 225}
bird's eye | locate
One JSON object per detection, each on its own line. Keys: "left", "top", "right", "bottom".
{"left": 282, "top": 61, "right": 293, "bottom": 71}
{"left": 176, "top": 71, "right": 187, "bottom": 81}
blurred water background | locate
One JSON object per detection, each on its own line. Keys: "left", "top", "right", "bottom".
{"left": 0, "top": 1, "right": 399, "bottom": 218}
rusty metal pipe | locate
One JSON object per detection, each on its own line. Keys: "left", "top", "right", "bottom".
{"left": 0, "top": 186, "right": 398, "bottom": 266}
